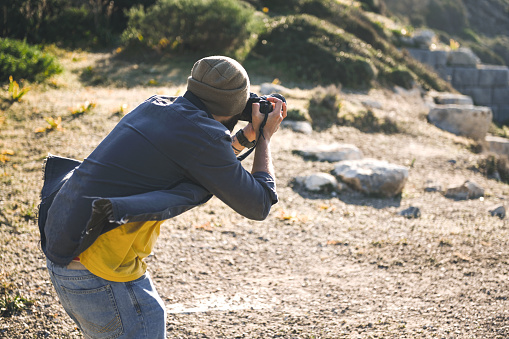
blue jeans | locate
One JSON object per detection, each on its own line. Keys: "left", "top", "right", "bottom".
{"left": 46, "top": 259, "right": 167, "bottom": 339}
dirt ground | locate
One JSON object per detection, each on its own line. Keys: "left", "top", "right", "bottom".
{"left": 1, "top": 52, "right": 508, "bottom": 338}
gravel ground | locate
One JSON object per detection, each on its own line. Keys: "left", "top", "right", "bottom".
{"left": 1, "top": 53, "right": 508, "bottom": 338}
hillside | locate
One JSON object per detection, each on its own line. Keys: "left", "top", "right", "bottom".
{"left": 383, "top": 0, "right": 509, "bottom": 66}
{"left": 1, "top": 49, "right": 509, "bottom": 338}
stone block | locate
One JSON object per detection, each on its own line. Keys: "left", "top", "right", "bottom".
{"left": 486, "top": 135, "right": 509, "bottom": 158}
{"left": 428, "top": 104, "right": 492, "bottom": 140}
{"left": 452, "top": 67, "right": 479, "bottom": 87}
{"left": 447, "top": 48, "right": 480, "bottom": 67}
{"left": 493, "top": 87, "right": 509, "bottom": 105}
{"left": 433, "top": 93, "right": 473, "bottom": 105}
{"left": 496, "top": 105, "right": 509, "bottom": 124}
{"left": 478, "top": 65, "right": 509, "bottom": 87}
{"left": 436, "top": 65, "right": 453, "bottom": 82}
{"left": 470, "top": 87, "right": 493, "bottom": 106}
{"left": 430, "top": 50, "right": 449, "bottom": 67}
{"left": 406, "top": 48, "right": 430, "bottom": 64}
{"left": 491, "top": 105, "right": 500, "bottom": 122}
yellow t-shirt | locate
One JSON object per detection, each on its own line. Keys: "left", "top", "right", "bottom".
{"left": 79, "top": 220, "right": 164, "bottom": 282}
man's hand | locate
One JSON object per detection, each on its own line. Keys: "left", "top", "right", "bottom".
{"left": 251, "top": 97, "right": 287, "bottom": 140}
{"left": 250, "top": 97, "right": 287, "bottom": 177}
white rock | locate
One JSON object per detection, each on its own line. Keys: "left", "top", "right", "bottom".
{"left": 295, "top": 173, "right": 339, "bottom": 192}
{"left": 486, "top": 135, "right": 509, "bottom": 158}
{"left": 433, "top": 93, "right": 473, "bottom": 106}
{"left": 428, "top": 104, "right": 492, "bottom": 140}
{"left": 361, "top": 100, "right": 383, "bottom": 109}
{"left": 445, "top": 180, "right": 484, "bottom": 200}
{"left": 281, "top": 120, "right": 313, "bottom": 134}
{"left": 259, "top": 83, "right": 289, "bottom": 96}
{"left": 332, "top": 159, "right": 409, "bottom": 197}
{"left": 295, "top": 143, "right": 363, "bottom": 162}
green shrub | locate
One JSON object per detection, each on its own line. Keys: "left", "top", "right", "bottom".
{"left": 122, "top": 0, "right": 259, "bottom": 54}
{"left": 307, "top": 85, "right": 342, "bottom": 128}
{"left": 250, "top": 15, "right": 376, "bottom": 87}
{"left": 477, "top": 153, "right": 509, "bottom": 183}
{"left": 338, "top": 109, "right": 399, "bottom": 134}
{"left": 0, "top": 0, "right": 156, "bottom": 48}
{"left": 381, "top": 66, "right": 415, "bottom": 89}
{"left": 286, "top": 108, "right": 310, "bottom": 122}
{"left": 0, "top": 38, "right": 62, "bottom": 83}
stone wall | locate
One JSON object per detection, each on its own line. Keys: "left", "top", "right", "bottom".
{"left": 407, "top": 48, "right": 509, "bottom": 123}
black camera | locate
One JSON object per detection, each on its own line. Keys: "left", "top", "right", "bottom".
{"left": 238, "top": 93, "right": 286, "bottom": 122}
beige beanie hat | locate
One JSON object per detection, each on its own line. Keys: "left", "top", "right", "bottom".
{"left": 187, "top": 56, "right": 250, "bottom": 117}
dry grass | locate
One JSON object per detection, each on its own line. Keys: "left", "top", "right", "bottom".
{"left": 1, "top": 50, "right": 509, "bottom": 338}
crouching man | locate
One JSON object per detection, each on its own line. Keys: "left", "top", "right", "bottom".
{"left": 38, "top": 56, "right": 286, "bottom": 338}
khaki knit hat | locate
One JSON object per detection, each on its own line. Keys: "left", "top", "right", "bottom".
{"left": 187, "top": 56, "right": 250, "bottom": 117}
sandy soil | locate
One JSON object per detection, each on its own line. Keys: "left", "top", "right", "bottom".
{"left": 1, "top": 52, "right": 508, "bottom": 338}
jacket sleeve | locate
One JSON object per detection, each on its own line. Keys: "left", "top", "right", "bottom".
{"left": 178, "top": 132, "right": 278, "bottom": 221}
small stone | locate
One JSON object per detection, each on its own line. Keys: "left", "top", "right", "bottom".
{"left": 295, "top": 173, "right": 339, "bottom": 193}
{"left": 281, "top": 120, "right": 313, "bottom": 134}
{"left": 294, "top": 143, "right": 363, "bottom": 162}
{"left": 259, "top": 83, "right": 289, "bottom": 96}
{"left": 445, "top": 180, "right": 484, "bottom": 200}
{"left": 488, "top": 205, "right": 505, "bottom": 219}
{"left": 424, "top": 180, "right": 443, "bottom": 193}
{"left": 399, "top": 206, "right": 421, "bottom": 219}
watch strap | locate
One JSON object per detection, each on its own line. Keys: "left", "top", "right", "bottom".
{"left": 235, "top": 129, "right": 256, "bottom": 149}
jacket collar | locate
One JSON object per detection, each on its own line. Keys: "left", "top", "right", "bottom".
{"left": 184, "top": 91, "right": 213, "bottom": 119}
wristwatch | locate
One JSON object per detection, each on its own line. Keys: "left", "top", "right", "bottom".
{"left": 235, "top": 129, "right": 256, "bottom": 149}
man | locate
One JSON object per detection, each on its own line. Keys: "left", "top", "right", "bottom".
{"left": 38, "top": 56, "right": 286, "bottom": 338}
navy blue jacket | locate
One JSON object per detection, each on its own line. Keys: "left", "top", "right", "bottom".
{"left": 38, "top": 93, "right": 278, "bottom": 266}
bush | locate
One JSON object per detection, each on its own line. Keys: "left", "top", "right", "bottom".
{"left": 338, "top": 109, "right": 399, "bottom": 134}
{"left": 286, "top": 108, "right": 310, "bottom": 122}
{"left": 477, "top": 153, "right": 509, "bottom": 183}
{"left": 0, "top": 38, "right": 62, "bottom": 83}
{"left": 1, "top": 1, "right": 161, "bottom": 48}
{"left": 250, "top": 15, "right": 376, "bottom": 87}
{"left": 122, "top": 0, "right": 259, "bottom": 54}
{"left": 381, "top": 66, "right": 415, "bottom": 89}
{"left": 307, "top": 85, "right": 342, "bottom": 129}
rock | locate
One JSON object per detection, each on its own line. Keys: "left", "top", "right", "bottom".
{"left": 488, "top": 204, "right": 505, "bottom": 219}
{"left": 400, "top": 29, "right": 436, "bottom": 48}
{"left": 433, "top": 93, "right": 473, "bottom": 106}
{"left": 445, "top": 180, "right": 484, "bottom": 200}
{"left": 399, "top": 206, "right": 421, "bottom": 219}
{"left": 332, "top": 159, "right": 409, "bottom": 197}
{"left": 424, "top": 180, "right": 443, "bottom": 193}
{"left": 295, "top": 173, "right": 340, "bottom": 192}
{"left": 486, "top": 135, "right": 509, "bottom": 158}
{"left": 281, "top": 120, "right": 313, "bottom": 134}
{"left": 259, "top": 83, "right": 289, "bottom": 96}
{"left": 412, "top": 29, "right": 437, "bottom": 48}
{"left": 294, "top": 143, "right": 363, "bottom": 162}
{"left": 361, "top": 100, "right": 383, "bottom": 109}
{"left": 428, "top": 104, "right": 492, "bottom": 140}
{"left": 447, "top": 47, "right": 480, "bottom": 67}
